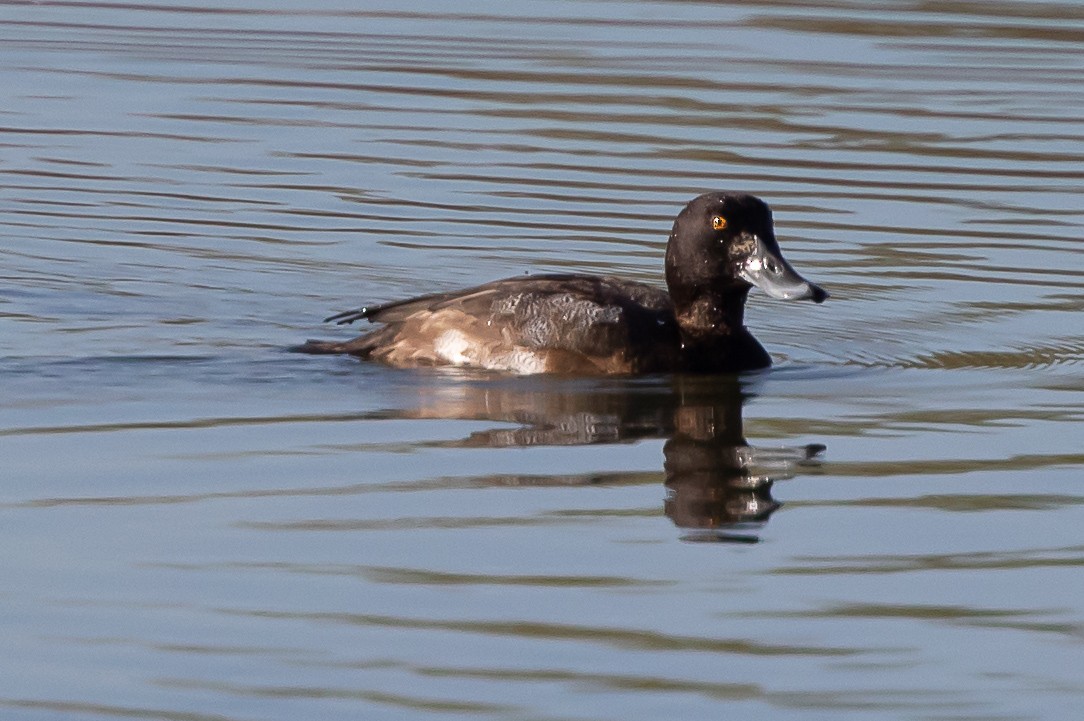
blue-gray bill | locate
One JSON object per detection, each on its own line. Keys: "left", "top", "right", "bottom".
{"left": 738, "top": 235, "right": 828, "bottom": 303}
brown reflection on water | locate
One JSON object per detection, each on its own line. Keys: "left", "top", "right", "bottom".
{"left": 374, "top": 375, "right": 826, "bottom": 542}
{"left": 772, "top": 544, "right": 1084, "bottom": 576}
{"left": 222, "top": 606, "right": 861, "bottom": 657}
{"left": 760, "top": 602, "right": 1084, "bottom": 640}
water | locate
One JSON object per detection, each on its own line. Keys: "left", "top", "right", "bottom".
{"left": 2, "top": 1, "right": 1082, "bottom": 719}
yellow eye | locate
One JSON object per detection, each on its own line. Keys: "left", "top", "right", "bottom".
{"left": 711, "top": 215, "right": 727, "bottom": 230}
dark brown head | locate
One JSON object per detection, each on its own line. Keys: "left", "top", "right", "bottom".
{"left": 664, "top": 192, "right": 828, "bottom": 310}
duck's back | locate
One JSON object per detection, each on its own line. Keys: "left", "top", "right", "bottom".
{"left": 298, "top": 274, "right": 680, "bottom": 374}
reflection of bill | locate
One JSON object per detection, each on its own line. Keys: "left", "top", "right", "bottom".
{"left": 401, "top": 374, "right": 825, "bottom": 542}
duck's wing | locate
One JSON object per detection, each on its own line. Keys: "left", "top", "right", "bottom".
{"left": 307, "top": 274, "right": 678, "bottom": 372}
{"left": 326, "top": 274, "right": 671, "bottom": 331}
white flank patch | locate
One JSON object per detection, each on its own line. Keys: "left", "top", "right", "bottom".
{"left": 434, "top": 329, "right": 472, "bottom": 365}
{"left": 435, "top": 330, "right": 547, "bottom": 374}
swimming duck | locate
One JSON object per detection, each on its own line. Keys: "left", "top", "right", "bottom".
{"left": 297, "top": 192, "right": 827, "bottom": 374}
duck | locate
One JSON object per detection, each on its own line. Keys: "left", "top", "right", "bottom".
{"left": 296, "top": 192, "right": 827, "bottom": 374}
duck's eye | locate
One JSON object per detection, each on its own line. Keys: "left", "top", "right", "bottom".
{"left": 711, "top": 215, "right": 727, "bottom": 231}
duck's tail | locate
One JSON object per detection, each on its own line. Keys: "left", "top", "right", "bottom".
{"left": 291, "top": 325, "right": 397, "bottom": 356}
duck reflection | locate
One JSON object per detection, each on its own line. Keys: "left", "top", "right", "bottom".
{"left": 662, "top": 380, "right": 824, "bottom": 542}
{"left": 401, "top": 373, "right": 823, "bottom": 542}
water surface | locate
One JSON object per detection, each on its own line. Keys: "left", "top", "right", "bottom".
{"left": 2, "top": 2, "right": 1083, "bottom": 720}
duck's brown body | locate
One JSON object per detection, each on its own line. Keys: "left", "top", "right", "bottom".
{"left": 298, "top": 193, "right": 827, "bottom": 375}
{"left": 298, "top": 274, "right": 686, "bottom": 374}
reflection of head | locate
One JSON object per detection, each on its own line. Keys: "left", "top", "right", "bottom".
{"left": 663, "top": 396, "right": 777, "bottom": 539}
{"left": 662, "top": 377, "right": 824, "bottom": 541}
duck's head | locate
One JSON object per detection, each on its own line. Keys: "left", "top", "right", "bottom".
{"left": 665, "top": 192, "right": 828, "bottom": 308}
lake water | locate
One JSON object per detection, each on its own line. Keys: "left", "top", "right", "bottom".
{"left": 2, "top": 1, "right": 1082, "bottom": 719}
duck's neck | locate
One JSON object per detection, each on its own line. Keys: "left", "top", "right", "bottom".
{"left": 674, "top": 289, "right": 770, "bottom": 372}
{"left": 675, "top": 289, "right": 747, "bottom": 338}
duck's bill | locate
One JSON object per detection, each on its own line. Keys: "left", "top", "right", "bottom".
{"left": 738, "top": 236, "right": 828, "bottom": 303}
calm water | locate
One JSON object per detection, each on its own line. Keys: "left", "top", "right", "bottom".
{"left": 2, "top": 1, "right": 1083, "bottom": 719}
